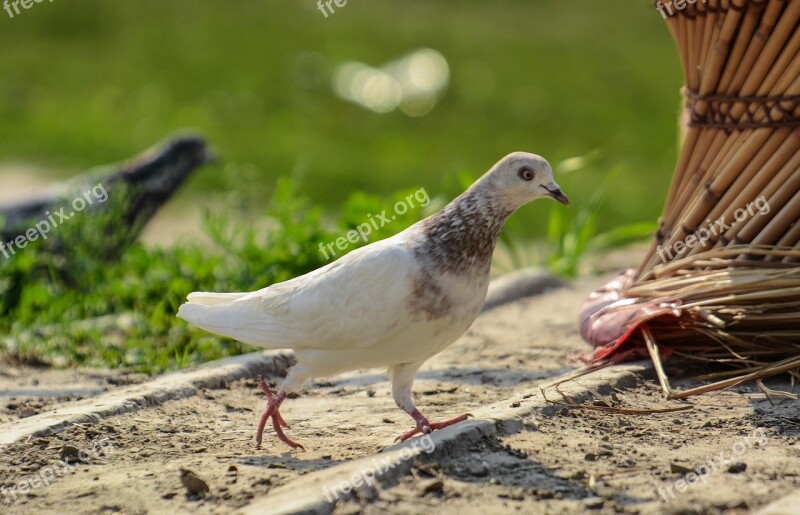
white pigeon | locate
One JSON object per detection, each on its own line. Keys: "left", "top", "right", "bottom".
{"left": 177, "top": 152, "right": 568, "bottom": 450}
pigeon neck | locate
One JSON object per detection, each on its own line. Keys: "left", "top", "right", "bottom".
{"left": 414, "top": 187, "right": 513, "bottom": 276}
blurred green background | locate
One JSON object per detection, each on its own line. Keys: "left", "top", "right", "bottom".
{"left": 0, "top": 0, "right": 688, "bottom": 370}
{"left": 0, "top": 0, "right": 682, "bottom": 234}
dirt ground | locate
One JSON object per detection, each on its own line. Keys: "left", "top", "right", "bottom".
{"left": 0, "top": 368, "right": 149, "bottom": 426}
{"left": 0, "top": 276, "right": 798, "bottom": 514}
{"left": 336, "top": 377, "right": 799, "bottom": 515}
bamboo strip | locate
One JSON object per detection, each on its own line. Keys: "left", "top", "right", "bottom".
{"left": 601, "top": 1, "right": 800, "bottom": 398}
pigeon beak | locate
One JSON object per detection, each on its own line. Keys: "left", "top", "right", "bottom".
{"left": 541, "top": 183, "right": 569, "bottom": 206}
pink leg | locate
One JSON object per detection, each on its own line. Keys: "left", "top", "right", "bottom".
{"left": 259, "top": 381, "right": 290, "bottom": 428}
{"left": 395, "top": 408, "right": 471, "bottom": 442}
{"left": 256, "top": 380, "right": 304, "bottom": 451}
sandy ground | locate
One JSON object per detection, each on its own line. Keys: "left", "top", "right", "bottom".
{"left": 0, "top": 368, "right": 148, "bottom": 425}
{"left": 0, "top": 274, "right": 798, "bottom": 514}
{"left": 337, "top": 379, "right": 799, "bottom": 515}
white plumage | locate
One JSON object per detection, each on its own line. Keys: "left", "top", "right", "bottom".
{"left": 177, "top": 152, "right": 568, "bottom": 450}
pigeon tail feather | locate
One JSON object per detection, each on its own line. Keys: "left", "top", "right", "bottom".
{"left": 186, "top": 291, "right": 250, "bottom": 305}
{"left": 177, "top": 294, "right": 291, "bottom": 349}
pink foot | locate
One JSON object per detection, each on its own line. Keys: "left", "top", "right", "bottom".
{"left": 395, "top": 409, "right": 472, "bottom": 442}
{"left": 256, "top": 380, "right": 304, "bottom": 451}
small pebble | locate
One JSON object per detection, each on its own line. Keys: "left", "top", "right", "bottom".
{"left": 670, "top": 462, "right": 693, "bottom": 474}
{"left": 570, "top": 470, "right": 586, "bottom": 480}
{"left": 467, "top": 463, "right": 489, "bottom": 477}
{"left": 60, "top": 444, "right": 84, "bottom": 464}
{"left": 179, "top": 468, "right": 209, "bottom": 497}
{"left": 226, "top": 465, "right": 238, "bottom": 484}
{"left": 728, "top": 462, "right": 747, "bottom": 474}
{"left": 583, "top": 496, "right": 605, "bottom": 509}
{"left": 19, "top": 407, "right": 36, "bottom": 419}
{"left": 418, "top": 478, "right": 444, "bottom": 496}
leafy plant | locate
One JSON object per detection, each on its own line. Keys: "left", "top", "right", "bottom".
{"left": 0, "top": 179, "right": 433, "bottom": 373}
{"left": 0, "top": 158, "right": 655, "bottom": 372}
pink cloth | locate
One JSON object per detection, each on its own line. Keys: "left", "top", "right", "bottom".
{"left": 579, "top": 270, "right": 681, "bottom": 362}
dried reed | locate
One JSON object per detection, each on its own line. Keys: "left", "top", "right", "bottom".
{"left": 580, "top": 0, "right": 800, "bottom": 397}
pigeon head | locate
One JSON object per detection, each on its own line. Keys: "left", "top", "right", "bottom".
{"left": 413, "top": 152, "right": 568, "bottom": 275}
{"left": 479, "top": 152, "right": 569, "bottom": 209}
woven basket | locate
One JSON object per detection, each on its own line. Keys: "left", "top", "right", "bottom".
{"left": 580, "top": 0, "right": 800, "bottom": 398}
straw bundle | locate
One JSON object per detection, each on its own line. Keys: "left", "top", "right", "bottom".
{"left": 580, "top": 0, "right": 800, "bottom": 397}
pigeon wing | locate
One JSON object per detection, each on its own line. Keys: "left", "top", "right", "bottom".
{"left": 178, "top": 240, "right": 417, "bottom": 350}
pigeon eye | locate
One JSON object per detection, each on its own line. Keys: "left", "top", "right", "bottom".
{"left": 518, "top": 167, "right": 535, "bottom": 181}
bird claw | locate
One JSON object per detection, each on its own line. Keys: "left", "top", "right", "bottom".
{"left": 256, "top": 380, "right": 304, "bottom": 451}
{"left": 395, "top": 413, "right": 471, "bottom": 442}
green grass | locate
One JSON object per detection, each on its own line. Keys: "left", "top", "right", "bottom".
{"left": 0, "top": 181, "right": 438, "bottom": 372}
